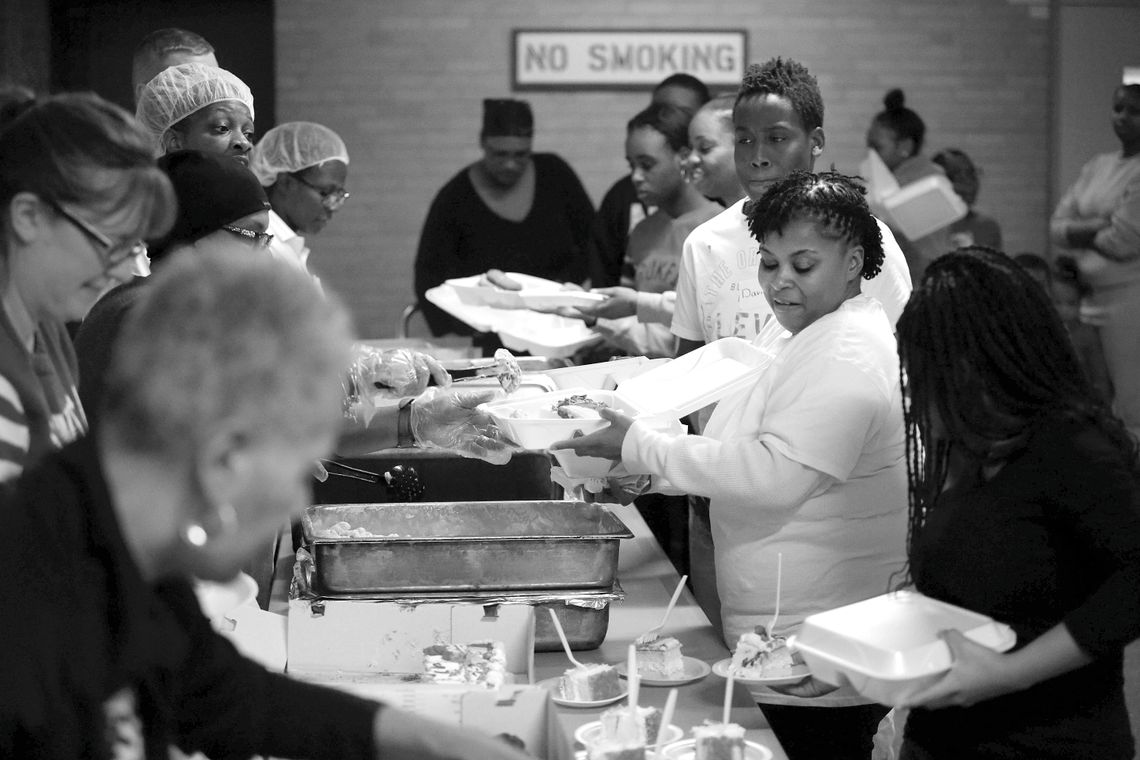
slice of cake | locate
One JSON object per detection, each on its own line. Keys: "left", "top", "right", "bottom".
{"left": 730, "top": 625, "right": 796, "bottom": 678}
{"left": 559, "top": 662, "right": 623, "bottom": 701}
{"left": 635, "top": 635, "right": 686, "bottom": 679}
{"left": 599, "top": 704, "right": 663, "bottom": 746}
{"left": 422, "top": 640, "right": 507, "bottom": 688}
{"left": 693, "top": 722, "right": 745, "bottom": 760}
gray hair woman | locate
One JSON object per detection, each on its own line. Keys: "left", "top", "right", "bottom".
{"left": 0, "top": 247, "right": 531, "bottom": 760}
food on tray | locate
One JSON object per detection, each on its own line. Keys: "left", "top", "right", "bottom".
{"left": 599, "top": 704, "right": 663, "bottom": 746}
{"left": 479, "top": 268, "right": 523, "bottom": 291}
{"left": 493, "top": 348, "right": 522, "bottom": 395}
{"left": 693, "top": 722, "right": 746, "bottom": 760}
{"left": 422, "top": 640, "right": 507, "bottom": 688}
{"left": 730, "top": 625, "right": 797, "bottom": 678}
{"left": 318, "top": 520, "right": 375, "bottom": 538}
{"left": 554, "top": 393, "right": 610, "bottom": 419}
{"left": 635, "top": 635, "right": 686, "bottom": 679}
{"left": 559, "top": 662, "right": 623, "bottom": 701}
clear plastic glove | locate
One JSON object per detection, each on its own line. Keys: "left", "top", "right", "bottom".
{"left": 350, "top": 345, "right": 451, "bottom": 399}
{"left": 577, "top": 287, "right": 638, "bottom": 319}
{"left": 410, "top": 386, "right": 516, "bottom": 465}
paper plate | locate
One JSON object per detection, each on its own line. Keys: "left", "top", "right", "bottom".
{"left": 616, "top": 656, "right": 711, "bottom": 686}
{"left": 711, "top": 658, "right": 810, "bottom": 687}
{"left": 538, "top": 676, "right": 627, "bottom": 708}
{"left": 575, "top": 721, "right": 684, "bottom": 747}
{"left": 660, "top": 738, "right": 774, "bottom": 760}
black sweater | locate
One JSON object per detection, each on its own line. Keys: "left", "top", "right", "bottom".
{"left": 906, "top": 416, "right": 1140, "bottom": 759}
{"left": 414, "top": 152, "right": 594, "bottom": 336}
{"left": 0, "top": 436, "right": 378, "bottom": 759}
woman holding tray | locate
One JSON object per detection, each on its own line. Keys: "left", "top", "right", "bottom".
{"left": 894, "top": 247, "right": 1140, "bottom": 759}
{"left": 553, "top": 171, "right": 908, "bottom": 760}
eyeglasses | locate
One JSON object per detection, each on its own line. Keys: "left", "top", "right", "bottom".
{"left": 48, "top": 199, "right": 147, "bottom": 271}
{"left": 222, "top": 225, "right": 274, "bottom": 248}
{"left": 291, "top": 173, "right": 350, "bottom": 210}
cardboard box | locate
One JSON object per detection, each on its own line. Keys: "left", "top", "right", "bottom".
{"left": 288, "top": 600, "right": 574, "bottom": 759}
{"left": 292, "top": 676, "right": 574, "bottom": 760}
{"left": 287, "top": 597, "right": 535, "bottom": 680}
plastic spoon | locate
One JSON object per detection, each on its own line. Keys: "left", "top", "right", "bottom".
{"left": 548, "top": 608, "right": 586, "bottom": 669}
{"left": 768, "top": 554, "right": 783, "bottom": 635}
{"left": 653, "top": 689, "right": 679, "bottom": 756}
{"left": 636, "top": 574, "right": 689, "bottom": 645}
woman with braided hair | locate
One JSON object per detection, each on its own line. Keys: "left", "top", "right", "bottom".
{"left": 896, "top": 247, "right": 1140, "bottom": 759}
{"left": 555, "top": 171, "right": 907, "bottom": 759}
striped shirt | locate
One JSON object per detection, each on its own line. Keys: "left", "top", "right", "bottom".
{"left": 0, "top": 310, "right": 87, "bottom": 484}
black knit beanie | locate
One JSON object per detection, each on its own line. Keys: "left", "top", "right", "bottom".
{"left": 150, "top": 150, "right": 270, "bottom": 265}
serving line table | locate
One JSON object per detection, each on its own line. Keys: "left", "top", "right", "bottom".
{"left": 533, "top": 503, "right": 786, "bottom": 759}
{"left": 266, "top": 502, "right": 786, "bottom": 759}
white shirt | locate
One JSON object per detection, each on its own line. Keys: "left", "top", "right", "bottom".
{"left": 671, "top": 199, "right": 913, "bottom": 344}
{"left": 625, "top": 295, "right": 908, "bottom": 706}
{"left": 265, "top": 210, "right": 322, "bottom": 290}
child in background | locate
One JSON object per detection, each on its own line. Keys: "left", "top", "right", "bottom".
{"left": 932, "top": 148, "right": 1003, "bottom": 250}
{"left": 1053, "top": 256, "right": 1114, "bottom": 403}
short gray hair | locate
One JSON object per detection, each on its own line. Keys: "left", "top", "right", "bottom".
{"left": 103, "top": 245, "right": 353, "bottom": 458}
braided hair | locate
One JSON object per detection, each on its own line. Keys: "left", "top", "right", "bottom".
{"left": 896, "top": 247, "right": 1136, "bottom": 566}
{"left": 736, "top": 57, "right": 823, "bottom": 132}
{"left": 745, "top": 170, "right": 884, "bottom": 279}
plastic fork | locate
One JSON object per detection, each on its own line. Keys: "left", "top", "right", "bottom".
{"left": 548, "top": 608, "right": 587, "bottom": 669}
{"left": 635, "top": 574, "right": 688, "bottom": 645}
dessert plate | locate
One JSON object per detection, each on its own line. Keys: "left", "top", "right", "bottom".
{"left": 615, "top": 656, "right": 711, "bottom": 686}
{"left": 661, "top": 738, "right": 774, "bottom": 760}
{"left": 538, "top": 676, "right": 628, "bottom": 708}
{"left": 575, "top": 720, "right": 684, "bottom": 747}
{"left": 711, "top": 658, "right": 811, "bottom": 687}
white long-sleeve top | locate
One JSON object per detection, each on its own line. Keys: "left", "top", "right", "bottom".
{"left": 624, "top": 294, "right": 908, "bottom": 706}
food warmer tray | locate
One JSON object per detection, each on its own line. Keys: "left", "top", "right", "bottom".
{"left": 301, "top": 501, "right": 633, "bottom": 595}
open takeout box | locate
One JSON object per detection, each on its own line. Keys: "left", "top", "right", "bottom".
{"left": 484, "top": 337, "right": 774, "bottom": 476}
{"left": 789, "top": 590, "right": 1017, "bottom": 707}
{"left": 425, "top": 284, "right": 604, "bottom": 357}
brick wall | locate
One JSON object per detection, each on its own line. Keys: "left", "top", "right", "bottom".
{"left": 276, "top": 0, "right": 1051, "bottom": 338}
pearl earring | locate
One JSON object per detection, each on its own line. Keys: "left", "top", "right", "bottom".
{"left": 179, "top": 502, "right": 238, "bottom": 548}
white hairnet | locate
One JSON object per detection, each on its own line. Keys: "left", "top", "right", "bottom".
{"left": 248, "top": 122, "right": 350, "bottom": 186}
{"left": 135, "top": 62, "right": 255, "bottom": 155}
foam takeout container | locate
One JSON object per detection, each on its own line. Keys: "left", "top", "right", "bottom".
{"left": 789, "top": 590, "right": 1017, "bottom": 707}
{"left": 542, "top": 356, "right": 670, "bottom": 391}
{"left": 484, "top": 337, "right": 772, "bottom": 476}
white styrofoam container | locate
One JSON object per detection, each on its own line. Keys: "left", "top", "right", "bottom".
{"left": 789, "top": 591, "right": 1017, "bottom": 707}
{"left": 445, "top": 272, "right": 564, "bottom": 310}
{"left": 881, "top": 174, "right": 968, "bottom": 241}
{"left": 542, "top": 356, "right": 670, "bottom": 391}
{"left": 484, "top": 337, "right": 771, "bottom": 476}
{"left": 497, "top": 316, "right": 604, "bottom": 359}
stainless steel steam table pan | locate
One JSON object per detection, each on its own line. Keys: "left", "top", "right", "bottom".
{"left": 301, "top": 501, "right": 633, "bottom": 595}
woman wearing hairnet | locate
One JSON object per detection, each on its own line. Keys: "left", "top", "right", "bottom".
{"left": 249, "top": 121, "right": 349, "bottom": 279}
{"left": 135, "top": 62, "right": 255, "bottom": 163}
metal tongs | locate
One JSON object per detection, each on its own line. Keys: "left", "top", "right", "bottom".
{"left": 315, "top": 459, "right": 426, "bottom": 501}
{"left": 451, "top": 348, "right": 522, "bottom": 395}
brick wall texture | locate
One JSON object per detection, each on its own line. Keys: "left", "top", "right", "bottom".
{"left": 276, "top": 0, "right": 1051, "bottom": 338}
